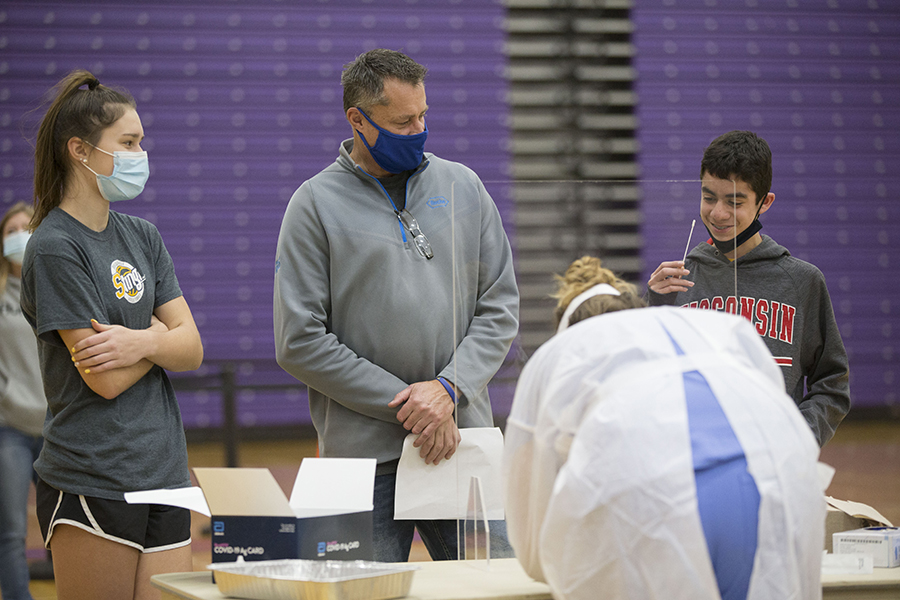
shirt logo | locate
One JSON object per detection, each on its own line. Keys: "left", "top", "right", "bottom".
{"left": 682, "top": 295, "right": 796, "bottom": 346}
{"left": 110, "top": 260, "right": 146, "bottom": 304}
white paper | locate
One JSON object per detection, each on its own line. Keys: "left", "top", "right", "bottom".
{"left": 394, "top": 426, "right": 505, "bottom": 520}
{"left": 124, "top": 486, "right": 211, "bottom": 517}
{"left": 289, "top": 457, "right": 376, "bottom": 518}
{"left": 821, "top": 552, "right": 874, "bottom": 575}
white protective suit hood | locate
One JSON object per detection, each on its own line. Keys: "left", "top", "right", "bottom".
{"left": 503, "top": 307, "right": 824, "bottom": 600}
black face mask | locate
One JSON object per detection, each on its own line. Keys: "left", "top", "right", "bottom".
{"left": 707, "top": 219, "right": 763, "bottom": 254}
{"left": 705, "top": 197, "right": 765, "bottom": 255}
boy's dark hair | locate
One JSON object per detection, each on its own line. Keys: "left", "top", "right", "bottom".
{"left": 700, "top": 130, "right": 772, "bottom": 205}
{"left": 341, "top": 49, "right": 428, "bottom": 113}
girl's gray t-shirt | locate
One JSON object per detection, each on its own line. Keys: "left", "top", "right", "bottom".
{"left": 21, "top": 208, "right": 190, "bottom": 500}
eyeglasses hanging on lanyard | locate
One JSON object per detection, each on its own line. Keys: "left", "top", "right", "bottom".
{"left": 396, "top": 209, "right": 433, "bottom": 260}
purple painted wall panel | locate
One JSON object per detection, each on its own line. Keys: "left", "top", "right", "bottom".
{"left": 0, "top": 0, "right": 511, "bottom": 427}
{"left": 633, "top": 0, "right": 900, "bottom": 411}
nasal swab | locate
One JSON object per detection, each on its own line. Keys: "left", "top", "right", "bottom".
{"left": 682, "top": 219, "right": 696, "bottom": 264}
{"left": 733, "top": 180, "right": 738, "bottom": 309}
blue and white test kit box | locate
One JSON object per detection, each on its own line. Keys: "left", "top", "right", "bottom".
{"left": 833, "top": 527, "right": 900, "bottom": 568}
{"left": 125, "top": 458, "right": 375, "bottom": 566}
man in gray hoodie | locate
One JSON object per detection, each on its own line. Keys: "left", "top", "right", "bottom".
{"left": 647, "top": 130, "right": 850, "bottom": 447}
{"left": 273, "top": 49, "right": 519, "bottom": 561}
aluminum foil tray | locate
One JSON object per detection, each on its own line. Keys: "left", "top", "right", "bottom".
{"left": 207, "top": 559, "right": 419, "bottom": 600}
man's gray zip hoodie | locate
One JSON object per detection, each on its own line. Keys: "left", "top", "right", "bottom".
{"left": 274, "top": 140, "right": 519, "bottom": 470}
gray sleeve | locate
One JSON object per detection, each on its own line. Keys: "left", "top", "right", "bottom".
{"left": 648, "top": 288, "right": 679, "bottom": 307}
{"left": 438, "top": 179, "right": 519, "bottom": 405}
{"left": 273, "top": 183, "right": 407, "bottom": 423}
{"left": 26, "top": 251, "right": 104, "bottom": 346}
{"left": 796, "top": 271, "right": 850, "bottom": 447}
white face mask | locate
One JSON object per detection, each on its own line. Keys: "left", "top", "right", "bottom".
{"left": 81, "top": 143, "right": 150, "bottom": 202}
{"left": 3, "top": 230, "right": 31, "bottom": 265}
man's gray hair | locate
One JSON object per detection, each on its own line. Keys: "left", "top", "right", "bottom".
{"left": 341, "top": 49, "right": 428, "bottom": 113}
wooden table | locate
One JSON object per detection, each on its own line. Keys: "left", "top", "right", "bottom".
{"left": 153, "top": 559, "right": 550, "bottom": 600}
{"left": 821, "top": 566, "right": 900, "bottom": 600}
{"left": 152, "top": 558, "right": 900, "bottom": 600}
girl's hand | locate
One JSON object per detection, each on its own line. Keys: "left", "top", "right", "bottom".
{"left": 70, "top": 319, "right": 150, "bottom": 374}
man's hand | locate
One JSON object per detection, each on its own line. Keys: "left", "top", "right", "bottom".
{"left": 415, "top": 418, "right": 461, "bottom": 465}
{"left": 389, "top": 380, "right": 455, "bottom": 439}
{"left": 647, "top": 260, "right": 694, "bottom": 295}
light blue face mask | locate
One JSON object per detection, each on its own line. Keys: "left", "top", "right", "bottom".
{"left": 356, "top": 108, "right": 428, "bottom": 174}
{"left": 2, "top": 230, "right": 31, "bottom": 265}
{"left": 81, "top": 142, "right": 149, "bottom": 202}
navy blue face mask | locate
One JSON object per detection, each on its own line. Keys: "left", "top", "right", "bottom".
{"left": 356, "top": 108, "right": 427, "bottom": 173}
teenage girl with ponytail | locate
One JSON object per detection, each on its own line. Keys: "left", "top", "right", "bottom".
{"left": 20, "top": 70, "right": 203, "bottom": 600}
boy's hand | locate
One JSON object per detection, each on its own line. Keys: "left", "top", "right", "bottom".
{"left": 648, "top": 261, "right": 694, "bottom": 294}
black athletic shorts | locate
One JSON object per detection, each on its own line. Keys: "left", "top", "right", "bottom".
{"left": 36, "top": 476, "right": 191, "bottom": 553}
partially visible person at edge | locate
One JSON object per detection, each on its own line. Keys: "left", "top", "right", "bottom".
{"left": 646, "top": 130, "right": 850, "bottom": 447}
{"left": 504, "top": 256, "right": 824, "bottom": 600}
{"left": 20, "top": 70, "right": 203, "bottom": 600}
{"left": 274, "top": 49, "right": 519, "bottom": 562}
{"left": 0, "top": 202, "right": 48, "bottom": 600}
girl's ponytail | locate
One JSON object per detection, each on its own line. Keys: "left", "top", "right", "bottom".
{"left": 31, "top": 70, "right": 135, "bottom": 229}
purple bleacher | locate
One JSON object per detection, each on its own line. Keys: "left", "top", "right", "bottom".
{"left": 0, "top": 1, "right": 511, "bottom": 428}
{"left": 634, "top": 0, "right": 900, "bottom": 411}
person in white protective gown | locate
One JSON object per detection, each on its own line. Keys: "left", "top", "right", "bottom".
{"left": 503, "top": 257, "right": 824, "bottom": 600}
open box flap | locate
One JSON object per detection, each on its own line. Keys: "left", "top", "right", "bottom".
{"left": 826, "top": 496, "right": 893, "bottom": 527}
{"left": 194, "top": 467, "right": 294, "bottom": 517}
{"left": 289, "top": 457, "right": 376, "bottom": 518}
{"left": 124, "top": 486, "right": 211, "bottom": 517}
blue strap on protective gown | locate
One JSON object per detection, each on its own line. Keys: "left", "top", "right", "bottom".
{"left": 683, "top": 369, "right": 761, "bottom": 600}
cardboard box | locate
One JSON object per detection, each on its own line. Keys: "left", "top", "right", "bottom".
{"left": 825, "top": 496, "right": 893, "bottom": 553}
{"left": 833, "top": 527, "right": 900, "bottom": 568}
{"left": 125, "top": 458, "right": 375, "bottom": 566}
{"left": 825, "top": 506, "right": 867, "bottom": 553}
{"left": 195, "top": 467, "right": 373, "bottom": 564}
